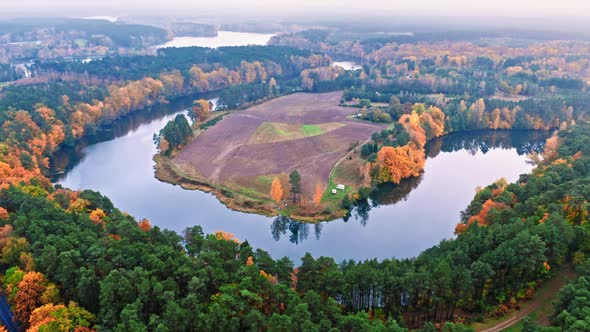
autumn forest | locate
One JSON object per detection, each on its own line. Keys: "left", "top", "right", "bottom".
{"left": 0, "top": 7, "right": 590, "bottom": 332}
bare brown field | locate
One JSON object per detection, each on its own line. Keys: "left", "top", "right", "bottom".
{"left": 174, "top": 91, "right": 386, "bottom": 204}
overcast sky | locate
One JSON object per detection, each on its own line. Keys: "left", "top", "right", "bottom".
{"left": 4, "top": 0, "right": 590, "bottom": 18}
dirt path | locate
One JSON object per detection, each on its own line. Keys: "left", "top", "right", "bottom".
{"left": 478, "top": 268, "right": 575, "bottom": 332}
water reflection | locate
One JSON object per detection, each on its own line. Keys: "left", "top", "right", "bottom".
{"left": 431, "top": 130, "right": 547, "bottom": 157}
{"left": 55, "top": 99, "right": 549, "bottom": 261}
{"left": 271, "top": 216, "right": 309, "bottom": 244}
{"left": 270, "top": 130, "right": 549, "bottom": 244}
{"left": 51, "top": 93, "right": 214, "bottom": 179}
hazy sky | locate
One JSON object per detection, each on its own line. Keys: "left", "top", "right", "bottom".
{"left": 4, "top": 0, "right": 590, "bottom": 18}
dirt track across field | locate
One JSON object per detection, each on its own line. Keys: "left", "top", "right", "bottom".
{"left": 175, "top": 91, "right": 386, "bottom": 197}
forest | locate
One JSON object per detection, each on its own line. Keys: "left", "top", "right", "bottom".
{"left": 0, "top": 18, "right": 171, "bottom": 63}
{"left": 0, "top": 24, "right": 590, "bottom": 330}
{"left": 0, "top": 46, "right": 330, "bottom": 192}
{"left": 0, "top": 120, "right": 589, "bottom": 331}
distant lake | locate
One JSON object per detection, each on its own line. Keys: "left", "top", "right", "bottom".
{"left": 82, "top": 16, "right": 119, "bottom": 22}
{"left": 53, "top": 96, "right": 548, "bottom": 262}
{"left": 333, "top": 61, "right": 362, "bottom": 71}
{"left": 156, "top": 31, "right": 275, "bottom": 49}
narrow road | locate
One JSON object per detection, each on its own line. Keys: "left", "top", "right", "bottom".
{"left": 478, "top": 268, "right": 574, "bottom": 332}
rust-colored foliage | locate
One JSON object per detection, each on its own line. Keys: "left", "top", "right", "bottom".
{"left": 260, "top": 270, "right": 278, "bottom": 285}
{"left": 455, "top": 199, "right": 510, "bottom": 234}
{"left": 454, "top": 223, "right": 469, "bottom": 235}
{"left": 27, "top": 302, "right": 95, "bottom": 332}
{"left": 246, "top": 256, "right": 254, "bottom": 266}
{"left": 313, "top": 183, "right": 323, "bottom": 206}
{"left": 14, "top": 272, "right": 47, "bottom": 326}
{"left": 73, "top": 328, "right": 96, "bottom": 332}
{"left": 561, "top": 195, "right": 588, "bottom": 225}
{"left": 376, "top": 145, "right": 425, "bottom": 184}
{"left": 138, "top": 219, "right": 152, "bottom": 232}
{"left": 270, "top": 177, "right": 284, "bottom": 204}
{"left": 107, "top": 234, "right": 121, "bottom": 241}
{"left": 0, "top": 224, "right": 13, "bottom": 251}
{"left": 399, "top": 111, "right": 427, "bottom": 148}
{"left": 214, "top": 231, "right": 240, "bottom": 243}
{"left": 88, "top": 209, "right": 106, "bottom": 226}
{"left": 291, "top": 267, "right": 299, "bottom": 290}
{"left": 28, "top": 303, "right": 65, "bottom": 331}
{"left": 468, "top": 199, "right": 509, "bottom": 226}
{"left": 158, "top": 138, "right": 170, "bottom": 155}
{"left": 419, "top": 105, "right": 445, "bottom": 139}
{"left": 192, "top": 99, "right": 212, "bottom": 122}
{"left": 542, "top": 133, "right": 560, "bottom": 163}
{"left": 0, "top": 207, "right": 9, "bottom": 220}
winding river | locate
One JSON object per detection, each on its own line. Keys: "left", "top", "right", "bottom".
{"left": 53, "top": 94, "right": 548, "bottom": 262}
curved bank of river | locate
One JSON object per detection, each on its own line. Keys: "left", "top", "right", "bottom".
{"left": 53, "top": 95, "right": 547, "bottom": 262}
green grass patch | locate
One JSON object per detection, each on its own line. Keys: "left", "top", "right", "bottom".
{"left": 321, "top": 171, "right": 350, "bottom": 205}
{"left": 254, "top": 175, "right": 274, "bottom": 188}
{"left": 248, "top": 122, "right": 345, "bottom": 144}
{"left": 302, "top": 124, "right": 323, "bottom": 136}
{"left": 74, "top": 38, "right": 88, "bottom": 47}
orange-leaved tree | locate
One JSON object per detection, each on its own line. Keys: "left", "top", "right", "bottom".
{"left": 313, "top": 183, "right": 323, "bottom": 206}
{"left": 191, "top": 99, "right": 212, "bottom": 123}
{"left": 14, "top": 272, "right": 48, "bottom": 326}
{"left": 89, "top": 209, "right": 106, "bottom": 226}
{"left": 28, "top": 302, "right": 95, "bottom": 332}
{"left": 270, "top": 177, "right": 284, "bottom": 203}
{"left": 399, "top": 111, "right": 427, "bottom": 148}
{"left": 376, "top": 145, "right": 425, "bottom": 184}
{"left": 0, "top": 206, "right": 10, "bottom": 220}
{"left": 138, "top": 219, "right": 152, "bottom": 232}
{"left": 542, "top": 133, "right": 560, "bottom": 163}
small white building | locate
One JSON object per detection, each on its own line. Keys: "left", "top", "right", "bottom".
{"left": 336, "top": 184, "right": 345, "bottom": 190}
{"left": 331, "top": 189, "right": 338, "bottom": 194}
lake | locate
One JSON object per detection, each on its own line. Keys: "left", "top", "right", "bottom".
{"left": 333, "top": 61, "right": 362, "bottom": 71}
{"left": 54, "top": 97, "right": 547, "bottom": 262}
{"left": 156, "top": 31, "right": 275, "bottom": 49}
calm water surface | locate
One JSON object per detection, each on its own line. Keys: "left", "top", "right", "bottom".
{"left": 333, "top": 61, "right": 362, "bottom": 71}
{"left": 156, "top": 31, "right": 275, "bottom": 49}
{"left": 54, "top": 98, "right": 547, "bottom": 262}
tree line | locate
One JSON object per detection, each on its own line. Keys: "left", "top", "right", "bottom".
{"left": 0, "top": 122, "right": 589, "bottom": 330}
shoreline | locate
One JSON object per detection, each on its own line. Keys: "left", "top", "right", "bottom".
{"left": 153, "top": 154, "right": 349, "bottom": 222}
{"left": 154, "top": 126, "right": 553, "bottom": 222}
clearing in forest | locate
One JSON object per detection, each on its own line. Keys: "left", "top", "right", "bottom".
{"left": 172, "top": 91, "right": 386, "bottom": 216}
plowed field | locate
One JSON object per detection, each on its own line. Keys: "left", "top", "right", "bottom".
{"left": 175, "top": 91, "right": 386, "bottom": 199}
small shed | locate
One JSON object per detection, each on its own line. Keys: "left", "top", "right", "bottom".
{"left": 331, "top": 189, "right": 338, "bottom": 195}
{"left": 336, "top": 184, "right": 345, "bottom": 190}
